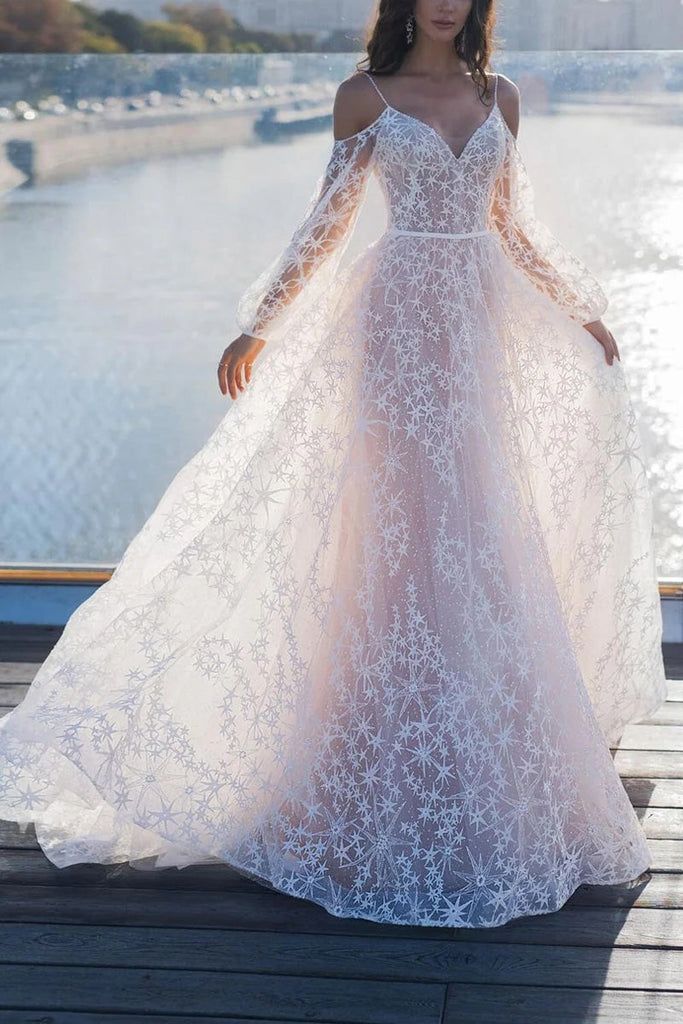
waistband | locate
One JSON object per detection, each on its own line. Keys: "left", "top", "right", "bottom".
{"left": 386, "top": 226, "right": 493, "bottom": 240}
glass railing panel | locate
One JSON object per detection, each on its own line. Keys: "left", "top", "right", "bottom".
{"left": 0, "top": 51, "right": 681, "bottom": 576}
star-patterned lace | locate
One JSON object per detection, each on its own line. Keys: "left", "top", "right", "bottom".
{"left": 0, "top": 70, "right": 667, "bottom": 929}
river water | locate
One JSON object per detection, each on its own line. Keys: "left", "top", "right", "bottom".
{"left": 1, "top": 108, "right": 681, "bottom": 574}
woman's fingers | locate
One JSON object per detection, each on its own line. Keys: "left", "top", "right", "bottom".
{"left": 593, "top": 328, "right": 615, "bottom": 366}
{"left": 584, "top": 321, "right": 620, "bottom": 368}
{"left": 218, "top": 356, "right": 237, "bottom": 398}
{"left": 609, "top": 330, "right": 621, "bottom": 361}
{"left": 227, "top": 361, "right": 239, "bottom": 399}
{"left": 603, "top": 337, "right": 613, "bottom": 365}
{"left": 217, "top": 356, "right": 230, "bottom": 396}
{"left": 219, "top": 354, "right": 245, "bottom": 397}
{"left": 218, "top": 335, "right": 266, "bottom": 397}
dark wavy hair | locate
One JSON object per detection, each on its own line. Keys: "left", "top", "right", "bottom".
{"left": 357, "top": 0, "right": 498, "bottom": 102}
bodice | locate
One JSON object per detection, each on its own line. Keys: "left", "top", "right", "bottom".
{"left": 235, "top": 74, "right": 611, "bottom": 343}
{"left": 370, "top": 101, "right": 507, "bottom": 236}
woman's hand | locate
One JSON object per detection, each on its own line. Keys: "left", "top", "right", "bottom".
{"left": 583, "top": 319, "right": 620, "bottom": 366}
{"left": 217, "top": 334, "right": 267, "bottom": 399}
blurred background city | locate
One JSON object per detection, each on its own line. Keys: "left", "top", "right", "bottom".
{"left": 0, "top": 1, "right": 681, "bottom": 585}
{"left": 1, "top": 0, "right": 683, "bottom": 52}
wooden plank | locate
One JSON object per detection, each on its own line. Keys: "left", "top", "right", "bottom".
{"left": 442, "top": 983, "right": 683, "bottom": 1024}
{"left": 0, "top": 849, "right": 262, "bottom": 891}
{"left": 664, "top": 645, "right": 683, "bottom": 681}
{"left": 648, "top": 840, "right": 683, "bottom": 872}
{"left": 612, "top": 749, "right": 683, "bottom": 777}
{"left": 0, "top": 663, "right": 40, "bottom": 683}
{"left": 643, "top": 702, "right": 683, "bottom": 725}
{"left": 636, "top": 808, "right": 683, "bottom": 840}
{"left": 0, "top": 820, "right": 36, "bottom": 849}
{"left": 17, "top": 996, "right": 674, "bottom": 1024}
{"left": 0, "top": 922, "right": 682, "bottom": 991}
{"left": 0, "top": 683, "right": 27, "bottom": 706}
{"left": 455, "top": 907, "right": 683, "bottom": 949}
{"left": 0, "top": 625, "right": 62, "bottom": 661}
{"left": 0, "top": 964, "right": 445, "bottom": 1024}
{"left": 0, "top": 1015, "right": 324, "bottom": 1024}
{"left": 2, "top": 883, "right": 683, "bottom": 948}
{"left": 623, "top": 778, "right": 683, "bottom": 807}
{"left": 668, "top": 681, "right": 683, "bottom": 702}
{"left": 0, "top": 883, "right": 455, "bottom": 940}
{"left": 617, "top": 725, "right": 683, "bottom": 751}
{"left": 565, "top": 871, "right": 683, "bottom": 910}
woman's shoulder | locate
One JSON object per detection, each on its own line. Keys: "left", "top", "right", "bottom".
{"left": 493, "top": 72, "right": 520, "bottom": 136}
{"left": 494, "top": 72, "right": 520, "bottom": 101}
{"left": 332, "top": 70, "right": 387, "bottom": 141}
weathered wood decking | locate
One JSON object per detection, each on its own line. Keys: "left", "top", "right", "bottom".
{"left": 1, "top": 640, "right": 682, "bottom": 1024}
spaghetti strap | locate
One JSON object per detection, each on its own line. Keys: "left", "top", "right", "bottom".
{"left": 493, "top": 72, "right": 499, "bottom": 105}
{"left": 362, "top": 71, "right": 390, "bottom": 108}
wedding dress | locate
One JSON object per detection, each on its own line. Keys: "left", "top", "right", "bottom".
{"left": 0, "top": 71, "right": 668, "bottom": 928}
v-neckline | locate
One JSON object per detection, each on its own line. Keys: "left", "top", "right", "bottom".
{"left": 388, "top": 99, "right": 499, "bottom": 164}
{"left": 363, "top": 72, "right": 498, "bottom": 164}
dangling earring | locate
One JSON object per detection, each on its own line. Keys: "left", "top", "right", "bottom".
{"left": 406, "top": 13, "right": 415, "bottom": 45}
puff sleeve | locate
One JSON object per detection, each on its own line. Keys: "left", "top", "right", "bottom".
{"left": 235, "top": 125, "right": 378, "bottom": 344}
{"left": 488, "top": 119, "right": 609, "bottom": 326}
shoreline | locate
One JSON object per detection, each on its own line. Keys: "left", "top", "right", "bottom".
{"left": 1, "top": 92, "right": 680, "bottom": 193}
{"left": 0, "top": 98, "right": 299, "bottom": 190}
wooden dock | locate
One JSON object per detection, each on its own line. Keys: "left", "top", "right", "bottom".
{"left": 1, "top": 636, "right": 682, "bottom": 1023}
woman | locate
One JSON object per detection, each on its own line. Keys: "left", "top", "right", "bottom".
{"left": 0, "top": 0, "right": 667, "bottom": 928}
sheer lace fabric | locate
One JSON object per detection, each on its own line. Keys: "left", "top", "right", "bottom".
{"left": 0, "top": 73, "right": 666, "bottom": 928}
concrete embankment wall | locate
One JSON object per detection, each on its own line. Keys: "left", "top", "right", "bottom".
{"left": 0, "top": 104, "right": 270, "bottom": 189}
{"left": 0, "top": 151, "right": 26, "bottom": 191}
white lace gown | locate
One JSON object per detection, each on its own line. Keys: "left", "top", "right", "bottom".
{"left": 0, "top": 71, "right": 668, "bottom": 928}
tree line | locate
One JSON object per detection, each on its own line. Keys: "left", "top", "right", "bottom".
{"left": 0, "top": 0, "right": 355, "bottom": 53}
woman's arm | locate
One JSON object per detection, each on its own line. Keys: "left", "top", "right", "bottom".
{"left": 490, "top": 76, "right": 619, "bottom": 365}
{"left": 219, "top": 75, "right": 383, "bottom": 399}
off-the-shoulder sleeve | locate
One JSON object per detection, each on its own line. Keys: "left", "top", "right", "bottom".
{"left": 488, "top": 121, "right": 609, "bottom": 326}
{"left": 235, "top": 125, "right": 378, "bottom": 343}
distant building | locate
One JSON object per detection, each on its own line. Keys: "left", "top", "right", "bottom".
{"left": 80, "top": 0, "right": 374, "bottom": 36}
{"left": 632, "top": 0, "right": 683, "bottom": 49}
{"left": 84, "top": 0, "right": 166, "bottom": 17}
{"left": 223, "top": 0, "right": 372, "bottom": 35}
{"left": 497, "top": 0, "right": 683, "bottom": 49}
{"left": 77, "top": 0, "right": 683, "bottom": 48}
